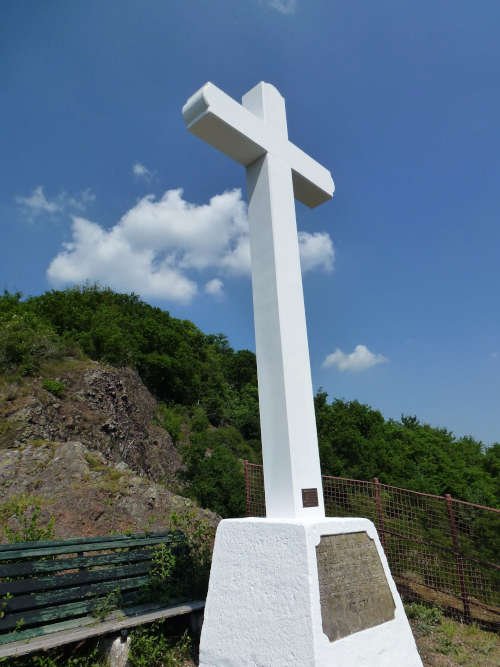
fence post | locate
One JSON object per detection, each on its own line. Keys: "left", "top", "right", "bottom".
{"left": 373, "top": 478, "right": 386, "bottom": 552}
{"left": 244, "top": 460, "right": 251, "bottom": 517}
{"left": 445, "top": 494, "right": 471, "bottom": 622}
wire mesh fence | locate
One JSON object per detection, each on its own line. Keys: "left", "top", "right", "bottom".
{"left": 244, "top": 461, "right": 500, "bottom": 630}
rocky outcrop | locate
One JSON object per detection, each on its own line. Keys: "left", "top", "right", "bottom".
{"left": 1, "top": 360, "right": 181, "bottom": 485}
{"left": 0, "top": 359, "right": 217, "bottom": 541}
{"left": 0, "top": 440, "right": 214, "bottom": 539}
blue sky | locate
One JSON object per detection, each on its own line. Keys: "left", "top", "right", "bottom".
{"left": 2, "top": 0, "right": 499, "bottom": 445}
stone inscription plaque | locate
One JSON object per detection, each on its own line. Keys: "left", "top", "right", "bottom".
{"left": 316, "top": 532, "right": 395, "bottom": 642}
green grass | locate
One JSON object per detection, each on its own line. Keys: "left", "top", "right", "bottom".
{"left": 0, "top": 417, "right": 25, "bottom": 449}
{"left": 406, "top": 603, "right": 500, "bottom": 666}
{"left": 128, "top": 623, "right": 192, "bottom": 667}
{"left": 83, "top": 452, "right": 130, "bottom": 495}
{"left": 84, "top": 452, "right": 108, "bottom": 471}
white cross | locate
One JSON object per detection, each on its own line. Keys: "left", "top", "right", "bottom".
{"left": 183, "top": 82, "right": 334, "bottom": 519}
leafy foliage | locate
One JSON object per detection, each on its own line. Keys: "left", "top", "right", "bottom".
{"left": 139, "top": 543, "right": 178, "bottom": 604}
{"left": 128, "top": 623, "right": 192, "bottom": 667}
{"left": 169, "top": 506, "right": 216, "bottom": 599}
{"left": 151, "top": 542, "right": 177, "bottom": 585}
{"left": 155, "top": 403, "right": 189, "bottom": 445}
{"left": 405, "top": 602, "right": 443, "bottom": 633}
{"left": 90, "top": 588, "right": 122, "bottom": 621}
{"left": 0, "top": 294, "right": 65, "bottom": 376}
{"left": 41, "top": 378, "right": 66, "bottom": 398}
{"left": 315, "top": 392, "right": 499, "bottom": 508}
{"left": 1, "top": 286, "right": 498, "bottom": 520}
{"left": 23, "top": 286, "right": 233, "bottom": 412}
{"left": 179, "top": 425, "right": 256, "bottom": 517}
{"left": 2, "top": 497, "right": 55, "bottom": 543}
{"left": 182, "top": 437, "right": 246, "bottom": 518}
{"left": 406, "top": 603, "right": 500, "bottom": 664}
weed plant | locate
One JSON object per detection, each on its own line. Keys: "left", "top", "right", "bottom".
{"left": 128, "top": 623, "right": 191, "bottom": 667}
{"left": 41, "top": 379, "right": 65, "bottom": 398}
{"left": 2, "top": 498, "right": 55, "bottom": 543}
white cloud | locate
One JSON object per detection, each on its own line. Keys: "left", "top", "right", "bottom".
{"left": 322, "top": 345, "right": 388, "bottom": 372}
{"left": 268, "top": 0, "right": 296, "bottom": 15}
{"left": 205, "top": 278, "right": 224, "bottom": 298}
{"left": 66, "top": 188, "right": 96, "bottom": 211}
{"left": 47, "top": 188, "right": 245, "bottom": 303}
{"left": 219, "top": 235, "right": 251, "bottom": 275}
{"left": 298, "top": 231, "right": 334, "bottom": 273}
{"left": 218, "top": 229, "right": 334, "bottom": 276}
{"left": 16, "top": 186, "right": 95, "bottom": 219}
{"left": 133, "top": 162, "right": 152, "bottom": 180}
{"left": 47, "top": 215, "right": 197, "bottom": 303}
{"left": 47, "top": 187, "right": 334, "bottom": 303}
{"left": 16, "top": 186, "right": 60, "bottom": 214}
{"left": 491, "top": 352, "right": 498, "bottom": 360}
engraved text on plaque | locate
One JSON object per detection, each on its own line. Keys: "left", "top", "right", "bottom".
{"left": 316, "top": 532, "right": 395, "bottom": 642}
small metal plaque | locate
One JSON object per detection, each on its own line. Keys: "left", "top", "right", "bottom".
{"left": 316, "top": 532, "right": 395, "bottom": 642}
{"left": 302, "top": 488, "right": 319, "bottom": 507}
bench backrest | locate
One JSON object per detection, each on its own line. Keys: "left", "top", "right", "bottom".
{"left": 0, "top": 531, "right": 186, "bottom": 645}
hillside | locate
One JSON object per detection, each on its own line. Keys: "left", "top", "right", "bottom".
{"left": 0, "top": 357, "right": 215, "bottom": 541}
{"left": 1, "top": 285, "right": 499, "bottom": 528}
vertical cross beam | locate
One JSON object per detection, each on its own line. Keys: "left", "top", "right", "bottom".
{"left": 243, "top": 84, "right": 324, "bottom": 518}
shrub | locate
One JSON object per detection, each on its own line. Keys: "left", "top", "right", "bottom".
{"left": 91, "top": 588, "right": 122, "bottom": 621}
{"left": 156, "top": 404, "right": 187, "bottom": 444}
{"left": 405, "top": 602, "right": 443, "bottom": 633}
{"left": 151, "top": 543, "right": 176, "bottom": 584}
{"left": 42, "top": 378, "right": 66, "bottom": 398}
{"left": 128, "top": 623, "right": 191, "bottom": 667}
{"left": 181, "top": 435, "right": 246, "bottom": 518}
{"left": 189, "top": 406, "right": 210, "bottom": 433}
{"left": 169, "top": 507, "right": 215, "bottom": 598}
{"left": 0, "top": 311, "right": 62, "bottom": 375}
{"left": 140, "top": 543, "right": 177, "bottom": 603}
{"left": 1, "top": 497, "right": 55, "bottom": 543}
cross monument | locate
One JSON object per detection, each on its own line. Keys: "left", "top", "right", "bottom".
{"left": 182, "top": 82, "right": 422, "bottom": 667}
{"left": 183, "top": 81, "right": 331, "bottom": 519}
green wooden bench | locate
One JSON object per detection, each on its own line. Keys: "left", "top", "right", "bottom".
{"left": 0, "top": 531, "right": 205, "bottom": 659}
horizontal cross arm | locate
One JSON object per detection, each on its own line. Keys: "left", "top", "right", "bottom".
{"left": 288, "top": 142, "right": 335, "bottom": 208}
{"left": 182, "top": 82, "right": 334, "bottom": 208}
{"left": 183, "top": 82, "right": 267, "bottom": 167}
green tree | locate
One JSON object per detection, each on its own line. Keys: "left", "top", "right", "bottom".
{"left": 0, "top": 305, "right": 64, "bottom": 375}
{"left": 314, "top": 392, "right": 497, "bottom": 507}
{"left": 182, "top": 430, "right": 247, "bottom": 517}
{"left": 3, "top": 285, "right": 498, "bottom": 519}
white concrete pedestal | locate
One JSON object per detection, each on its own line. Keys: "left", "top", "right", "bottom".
{"left": 199, "top": 518, "right": 422, "bottom": 667}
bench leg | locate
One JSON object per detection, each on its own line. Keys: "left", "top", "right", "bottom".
{"left": 102, "top": 633, "right": 131, "bottom": 667}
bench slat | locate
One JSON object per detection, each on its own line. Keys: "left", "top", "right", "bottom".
{"left": 4, "top": 574, "right": 150, "bottom": 615}
{"left": 0, "top": 577, "right": 149, "bottom": 631}
{"left": 0, "top": 530, "right": 189, "bottom": 653}
{"left": 0, "top": 614, "right": 100, "bottom": 647}
{"left": 0, "top": 562, "right": 152, "bottom": 597}
{"left": 0, "top": 531, "right": 181, "bottom": 553}
{"left": 0, "top": 600, "right": 98, "bottom": 637}
{"left": 0, "top": 548, "right": 155, "bottom": 579}
{"left": 0, "top": 600, "right": 205, "bottom": 657}
{"left": 0, "top": 534, "right": 183, "bottom": 561}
